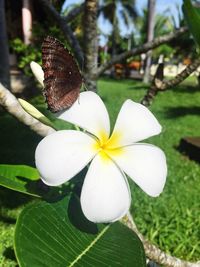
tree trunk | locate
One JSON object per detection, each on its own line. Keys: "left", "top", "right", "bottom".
{"left": 143, "top": 0, "right": 156, "bottom": 84}
{"left": 83, "top": 0, "right": 98, "bottom": 92}
{"left": 0, "top": 0, "right": 10, "bottom": 88}
{"left": 110, "top": 12, "right": 118, "bottom": 78}
{"left": 111, "top": 12, "right": 117, "bottom": 58}
{"left": 22, "top": 0, "right": 32, "bottom": 44}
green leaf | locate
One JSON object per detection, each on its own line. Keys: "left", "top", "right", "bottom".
{"left": 0, "top": 164, "right": 42, "bottom": 197}
{"left": 15, "top": 195, "right": 146, "bottom": 267}
{"left": 38, "top": 107, "right": 75, "bottom": 131}
{"left": 183, "top": 0, "right": 200, "bottom": 47}
{"left": 49, "top": 116, "right": 75, "bottom": 131}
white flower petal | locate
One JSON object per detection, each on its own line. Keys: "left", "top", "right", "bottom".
{"left": 35, "top": 130, "right": 97, "bottom": 186}
{"left": 109, "top": 100, "right": 162, "bottom": 147}
{"left": 30, "top": 61, "right": 44, "bottom": 87}
{"left": 58, "top": 92, "right": 110, "bottom": 142}
{"left": 80, "top": 153, "right": 131, "bottom": 223}
{"left": 108, "top": 143, "right": 167, "bottom": 197}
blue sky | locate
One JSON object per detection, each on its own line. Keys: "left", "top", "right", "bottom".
{"left": 62, "top": 0, "right": 183, "bottom": 45}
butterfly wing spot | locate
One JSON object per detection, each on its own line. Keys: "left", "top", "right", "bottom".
{"left": 42, "top": 36, "right": 82, "bottom": 112}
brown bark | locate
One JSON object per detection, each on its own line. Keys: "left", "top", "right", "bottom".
{"left": 83, "top": 0, "right": 98, "bottom": 92}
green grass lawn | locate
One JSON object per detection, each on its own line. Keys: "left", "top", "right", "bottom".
{"left": 0, "top": 77, "right": 200, "bottom": 266}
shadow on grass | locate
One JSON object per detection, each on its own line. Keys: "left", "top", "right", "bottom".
{"left": 3, "top": 247, "right": 17, "bottom": 264}
{"left": 129, "top": 83, "right": 199, "bottom": 94}
{"left": 0, "top": 111, "right": 41, "bottom": 211}
{"left": 128, "top": 85, "right": 149, "bottom": 90}
{"left": 0, "top": 214, "right": 16, "bottom": 224}
{"left": 164, "top": 106, "right": 200, "bottom": 118}
{"left": 0, "top": 113, "right": 41, "bottom": 165}
{"left": 167, "top": 84, "right": 200, "bottom": 94}
{"left": 0, "top": 187, "right": 32, "bottom": 209}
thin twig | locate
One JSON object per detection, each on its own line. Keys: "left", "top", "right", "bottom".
{"left": 124, "top": 212, "right": 200, "bottom": 267}
{"left": 96, "top": 27, "right": 188, "bottom": 77}
{"left": 38, "top": 0, "right": 84, "bottom": 65}
{"left": 141, "top": 57, "right": 200, "bottom": 107}
{"left": 0, "top": 83, "right": 54, "bottom": 137}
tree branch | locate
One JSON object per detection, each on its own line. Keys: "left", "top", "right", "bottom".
{"left": 65, "top": 3, "right": 84, "bottom": 23}
{"left": 124, "top": 212, "right": 200, "bottom": 267}
{"left": 38, "top": 0, "right": 84, "bottom": 65}
{"left": 141, "top": 57, "right": 200, "bottom": 107}
{"left": 0, "top": 83, "right": 55, "bottom": 137}
{"left": 96, "top": 27, "right": 188, "bottom": 77}
{"left": 159, "top": 58, "right": 200, "bottom": 90}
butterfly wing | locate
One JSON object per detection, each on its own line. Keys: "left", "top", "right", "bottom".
{"left": 42, "top": 36, "right": 82, "bottom": 112}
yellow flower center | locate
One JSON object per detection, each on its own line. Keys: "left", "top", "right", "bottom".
{"left": 93, "top": 131, "right": 124, "bottom": 161}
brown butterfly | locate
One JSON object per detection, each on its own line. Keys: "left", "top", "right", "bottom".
{"left": 42, "top": 36, "right": 83, "bottom": 113}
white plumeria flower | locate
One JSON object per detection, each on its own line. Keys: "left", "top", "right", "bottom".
{"left": 32, "top": 62, "right": 167, "bottom": 223}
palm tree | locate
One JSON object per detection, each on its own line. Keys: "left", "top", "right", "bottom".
{"left": 99, "top": 0, "right": 137, "bottom": 58}
{"left": 135, "top": 8, "right": 174, "bottom": 44}
{"left": 0, "top": 0, "right": 10, "bottom": 88}
{"left": 135, "top": 5, "right": 175, "bottom": 80}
